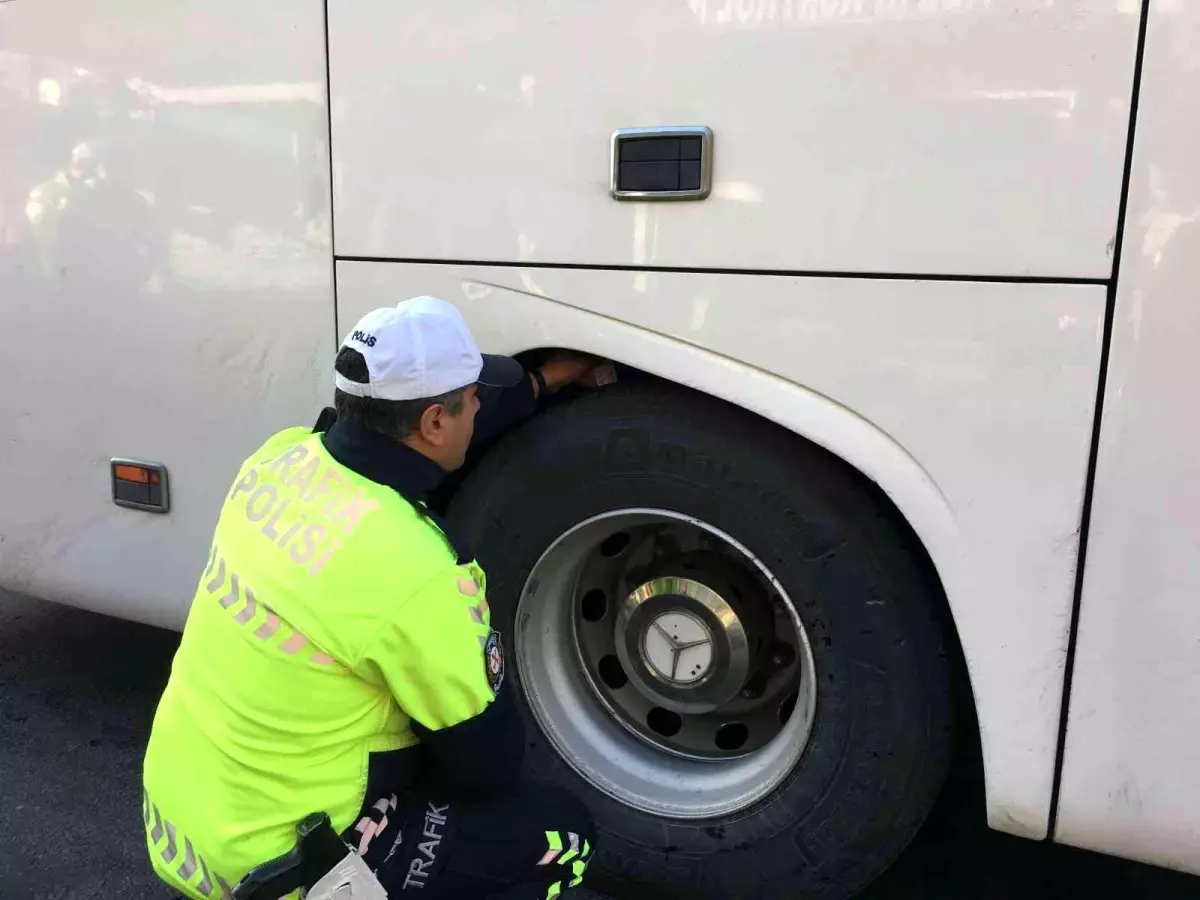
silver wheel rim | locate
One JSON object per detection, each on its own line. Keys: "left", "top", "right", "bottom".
{"left": 516, "top": 508, "right": 818, "bottom": 819}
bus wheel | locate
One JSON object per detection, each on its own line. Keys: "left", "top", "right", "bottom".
{"left": 448, "top": 385, "right": 955, "bottom": 900}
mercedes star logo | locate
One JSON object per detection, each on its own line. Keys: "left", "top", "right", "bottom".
{"left": 642, "top": 611, "right": 715, "bottom": 686}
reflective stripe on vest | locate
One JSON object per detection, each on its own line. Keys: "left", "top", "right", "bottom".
{"left": 144, "top": 791, "right": 232, "bottom": 899}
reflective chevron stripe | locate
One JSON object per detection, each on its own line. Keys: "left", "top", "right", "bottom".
{"left": 200, "top": 554, "right": 336, "bottom": 665}
{"left": 541, "top": 829, "right": 590, "bottom": 872}
{"left": 279, "top": 630, "right": 309, "bottom": 654}
{"left": 233, "top": 586, "right": 258, "bottom": 624}
{"left": 218, "top": 573, "right": 240, "bottom": 609}
{"left": 539, "top": 830, "right": 564, "bottom": 865}
{"left": 354, "top": 794, "right": 399, "bottom": 856}
{"left": 547, "top": 881, "right": 563, "bottom": 900}
{"left": 254, "top": 607, "right": 282, "bottom": 639}
{"left": 559, "top": 831, "right": 580, "bottom": 865}
{"left": 144, "top": 791, "right": 231, "bottom": 899}
{"left": 205, "top": 557, "right": 226, "bottom": 595}
{"left": 354, "top": 815, "right": 380, "bottom": 855}
{"left": 149, "top": 804, "right": 164, "bottom": 844}
{"left": 570, "top": 857, "right": 589, "bottom": 887}
{"left": 177, "top": 837, "right": 198, "bottom": 881}
{"left": 161, "top": 820, "right": 178, "bottom": 864}
{"left": 195, "top": 856, "right": 215, "bottom": 897}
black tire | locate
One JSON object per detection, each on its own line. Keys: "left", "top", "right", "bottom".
{"left": 448, "top": 384, "right": 955, "bottom": 900}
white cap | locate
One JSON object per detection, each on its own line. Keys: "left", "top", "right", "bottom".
{"left": 335, "top": 296, "right": 523, "bottom": 401}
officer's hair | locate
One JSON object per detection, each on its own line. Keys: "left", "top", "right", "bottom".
{"left": 333, "top": 347, "right": 466, "bottom": 440}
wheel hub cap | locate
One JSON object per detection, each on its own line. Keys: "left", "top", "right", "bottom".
{"left": 642, "top": 610, "right": 714, "bottom": 685}
{"left": 617, "top": 575, "right": 750, "bottom": 714}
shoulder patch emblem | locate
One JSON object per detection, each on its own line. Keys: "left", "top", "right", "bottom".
{"left": 484, "top": 630, "right": 505, "bottom": 694}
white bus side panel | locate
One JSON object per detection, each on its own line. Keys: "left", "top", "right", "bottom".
{"left": 336, "top": 260, "right": 1105, "bottom": 839}
{"left": 1056, "top": 0, "right": 1200, "bottom": 874}
{"left": 328, "top": 0, "right": 1138, "bottom": 278}
{"left": 0, "top": 0, "right": 335, "bottom": 628}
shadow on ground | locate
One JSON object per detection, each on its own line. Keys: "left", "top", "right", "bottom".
{"left": 0, "top": 592, "right": 1196, "bottom": 899}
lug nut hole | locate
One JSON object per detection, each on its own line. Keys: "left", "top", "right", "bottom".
{"left": 599, "top": 532, "right": 631, "bottom": 557}
{"left": 647, "top": 706, "right": 683, "bottom": 737}
{"left": 598, "top": 654, "right": 628, "bottom": 689}
{"left": 715, "top": 722, "right": 749, "bottom": 751}
{"left": 581, "top": 588, "right": 608, "bottom": 622}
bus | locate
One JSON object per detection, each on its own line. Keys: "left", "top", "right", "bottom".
{"left": 1, "top": 1, "right": 1196, "bottom": 897}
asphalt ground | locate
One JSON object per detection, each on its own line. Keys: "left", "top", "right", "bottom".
{"left": 1, "top": 590, "right": 1197, "bottom": 900}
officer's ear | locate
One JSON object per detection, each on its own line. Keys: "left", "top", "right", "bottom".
{"left": 416, "top": 402, "right": 449, "bottom": 446}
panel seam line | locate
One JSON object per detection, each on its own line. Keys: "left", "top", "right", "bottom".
{"left": 333, "top": 256, "right": 1109, "bottom": 286}
{"left": 1046, "top": 0, "right": 1152, "bottom": 842}
{"left": 323, "top": 0, "right": 340, "bottom": 343}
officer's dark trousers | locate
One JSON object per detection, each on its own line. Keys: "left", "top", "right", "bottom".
{"left": 355, "top": 781, "right": 596, "bottom": 899}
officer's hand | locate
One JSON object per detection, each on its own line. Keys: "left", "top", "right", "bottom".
{"left": 535, "top": 353, "right": 609, "bottom": 397}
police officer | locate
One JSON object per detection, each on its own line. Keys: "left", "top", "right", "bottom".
{"left": 143, "top": 296, "right": 598, "bottom": 900}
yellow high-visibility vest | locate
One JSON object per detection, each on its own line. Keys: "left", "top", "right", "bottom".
{"left": 142, "top": 427, "right": 496, "bottom": 899}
